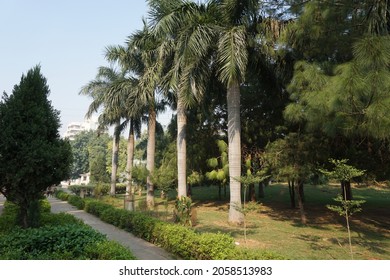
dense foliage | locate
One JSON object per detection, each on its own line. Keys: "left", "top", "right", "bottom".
{"left": 0, "top": 200, "right": 135, "bottom": 260}
{"left": 0, "top": 66, "right": 72, "bottom": 228}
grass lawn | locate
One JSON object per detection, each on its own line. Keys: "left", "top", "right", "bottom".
{"left": 102, "top": 183, "right": 390, "bottom": 260}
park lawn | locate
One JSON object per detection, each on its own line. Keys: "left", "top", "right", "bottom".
{"left": 102, "top": 183, "right": 390, "bottom": 260}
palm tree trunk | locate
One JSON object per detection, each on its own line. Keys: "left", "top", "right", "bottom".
{"left": 110, "top": 121, "right": 120, "bottom": 196}
{"left": 126, "top": 121, "right": 135, "bottom": 211}
{"left": 177, "top": 96, "right": 187, "bottom": 198}
{"left": 146, "top": 106, "right": 156, "bottom": 209}
{"left": 227, "top": 82, "right": 244, "bottom": 224}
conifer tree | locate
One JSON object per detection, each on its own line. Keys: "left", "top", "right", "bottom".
{"left": 284, "top": 0, "right": 390, "bottom": 185}
{"left": 0, "top": 66, "right": 72, "bottom": 228}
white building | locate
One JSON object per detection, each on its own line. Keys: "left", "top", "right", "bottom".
{"left": 63, "top": 117, "right": 98, "bottom": 140}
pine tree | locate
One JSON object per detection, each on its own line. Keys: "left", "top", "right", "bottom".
{"left": 284, "top": 0, "right": 390, "bottom": 183}
{"left": 0, "top": 66, "right": 72, "bottom": 228}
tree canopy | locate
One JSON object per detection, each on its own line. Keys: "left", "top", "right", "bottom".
{"left": 0, "top": 66, "right": 72, "bottom": 228}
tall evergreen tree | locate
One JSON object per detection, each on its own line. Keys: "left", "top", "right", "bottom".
{"left": 284, "top": 0, "right": 390, "bottom": 197}
{"left": 0, "top": 66, "right": 72, "bottom": 228}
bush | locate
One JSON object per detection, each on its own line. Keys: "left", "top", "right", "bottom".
{"left": 0, "top": 199, "right": 51, "bottom": 232}
{"left": 83, "top": 199, "right": 284, "bottom": 260}
{"left": 0, "top": 208, "right": 137, "bottom": 260}
{"left": 67, "top": 195, "right": 85, "bottom": 210}
{"left": 0, "top": 224, "right": 106, "bottom": 259}
{"left": 55, "top": 189, "right": 69, "bottom": 201}
{"left": 100, "top": 207, "right": 123, "bottom": 227}
{"left": 174, "top": 196, "right": 193, "bottom": 226}
{"left": 85, "top": 240, "right": 136, "bottom": 260}
{"left": 39, "top": 199, "right": 51, "bottom": 213}
{"left": 0, "top": 201, "right": 19, "bottom": 233}
{"left": 69, "top": 185, "right": 95, "bottom": 196}
{"left": 94, "top": 183, "right": 110, "bottom": 197}
{"left": 154, "top": 223, "right": 197, "bottom": 259}
{"left": 56, "top": 196, "right": 283, "bottom": 260}
{"left": 40, "top": 212, "right": 84, "bottom": 227}
{"left": 195, "top": 232, "right": 236, "bottom": 260}
{"left": 84, "top": 200, "right": 114, "bottom": 217}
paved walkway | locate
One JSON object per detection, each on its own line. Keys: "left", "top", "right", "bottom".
{"left": 0, "top": 195, "right": 175, "bottom": 260}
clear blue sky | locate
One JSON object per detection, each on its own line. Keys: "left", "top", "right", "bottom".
{"left": 0, "top": 0, "right": 172, "bottom": 136}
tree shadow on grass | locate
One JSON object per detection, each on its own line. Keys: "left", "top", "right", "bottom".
{"left": 194, "top": 222, "right": 258, "bottom": 238}
{"left": 295, "top": 234, "right": 339, "bottom": 259}
{"left": 259, "top": 202, "right": 336, "bottom": 231}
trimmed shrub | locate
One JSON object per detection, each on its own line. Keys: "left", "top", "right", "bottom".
{"left": 154, "top": 223, "right": 197, "bottom": 259}
{"left": 84, "top": 200, "right": 113, "bottom": 217}
{"left": 67, "top": 195, "right": 85, "bottom": 210}
{"left": 55, "top": 189, "right": 69, "bottom": 201}
{"left": 85, "top": 240, "right": 136, "bottom": 260}
{"left": 40, "top": 212, "right": 84, "bottom": 227}
{"left": 0, "top": 201, "right": 19, "bottom": 233}
{"left": 0, "top": 222, "right": 136, "bottom": 260}
{"left": 0, "top": 199, "right": 51, "bottom": 232}
{"left": 100, "top": 207, "right": 123, "bottom": 227}
{"left": 83, "top": 199, "right": 284, "bottom": 260}
{"left": 94, "top": 183, "right": 110, "bottom": 196}
{"left": 39, "top": 199, "right": 51, "bottom": 213}
{"left": 195, "top": 232, "right": 236, "bottom": 260}
{"left": 0, "top": 224, "right": 106, "bottom": 259}
{"left": 69, "top": 184, "right": 95, "bottom": 196}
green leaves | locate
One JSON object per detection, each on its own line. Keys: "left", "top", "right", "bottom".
{"left": 326, "top": 195, "right": 366, "bottom": 217}
{"left": 207, "top": 158, "right": 219, "bottom": 169}
{"left": 0, "top": 66, "right": 72, "bottom": 227}
{"left": 319, "top": 159, "right": 365, "bottom": 182}
{"left": 206, "top": 140, "right": 229, "bottom": 184}
{"left": 217, "top": 25, "right": 248, "bottom": 87}
{"left": 0, "top": 224, "right": 105, "bottom": 259}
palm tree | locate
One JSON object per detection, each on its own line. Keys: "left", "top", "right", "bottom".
{"left": 106, "top": 24, "right": 165, "bottom": 209}
{"left": 80, "top": 66, "right": 128, "bottom": 196}
{"left": 148, "top": 0, "right": 216, "bottom": 199}
{"left": 216, "top": 0, "right": 293, "bottom": 223}
{"left": 149, "top": 0, "right": 285, "bottom": 224}
{"left": 120, "top": 103, "right": 144, "bottom": 210}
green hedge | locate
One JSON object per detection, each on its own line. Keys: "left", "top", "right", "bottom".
{"left": 67, "top": 195, "right": 85, "bottom": 210}
{"left": 83, "top": 200, "right": 284, "bottom": 260}
{"left": 54, "top": 191, "right": 283, "bottom": 260}
{"left": 0, "top": 198, "right": 136, "bottom": 260}
{"left": 69, "top": 183, "right": 127, "bottom": 197}
{"left": 0, "top": 223, "right": 135, "bottom": 260}
{"left": 0, "top": 199, "right": 51, "bottom": 232}
{"left": 55, "top": 189, "right": 69, "bottom": 201}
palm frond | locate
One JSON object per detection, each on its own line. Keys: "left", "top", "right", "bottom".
{"left": 217, "top": 25, "right": 248, "bottom": 86}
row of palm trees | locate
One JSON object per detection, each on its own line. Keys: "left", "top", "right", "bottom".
{"left": 80, "top": 0, "right": 284, "bottom": 224}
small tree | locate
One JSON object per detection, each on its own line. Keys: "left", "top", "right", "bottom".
{"left": 320, "top": 159, "right": 365, "bottom": 200}
{"left": 0, "top": 66, "right": 72, "bottom": 228}
{"left": 206, "top": 140, "right": 229, "bottom": 200}
{"left": 320, "top": 158, "right": 366, "bottom": 259}
{"left": 234, "top": 173, "right": 268, "bottom": 244}
{"left": 187, "top": 170, "right": 203, "bottom": 197}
